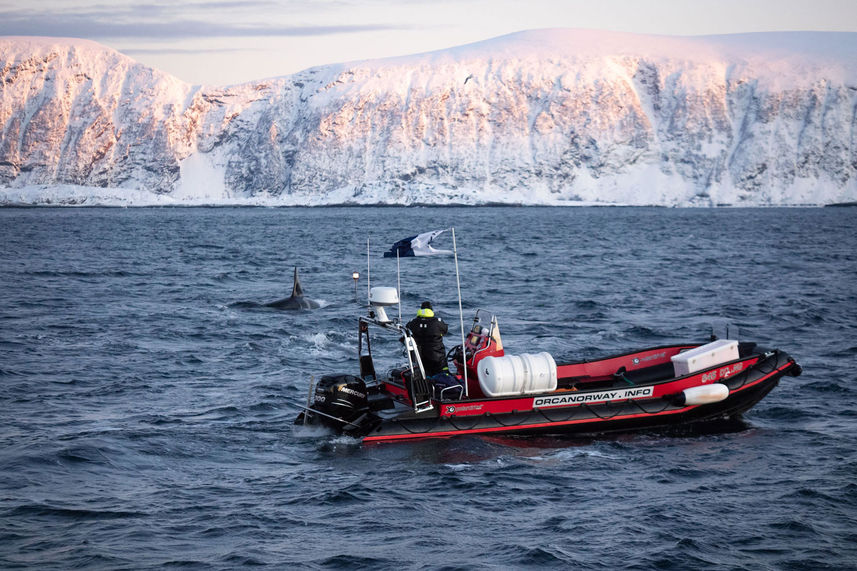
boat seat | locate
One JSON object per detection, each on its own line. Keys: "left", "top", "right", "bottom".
{"left": 431, "top": 372, "right": 465, "bottom": 401}
{"left": 436, "top": 384, "right": 464, "bottom": 401}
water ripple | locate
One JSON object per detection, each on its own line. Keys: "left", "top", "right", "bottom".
{"left": 1, "top": 206, "right": 855, "bottom": 570}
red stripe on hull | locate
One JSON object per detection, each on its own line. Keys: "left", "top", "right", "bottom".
{"left": 362, "top": 362, "right": 791, "bottom": 443}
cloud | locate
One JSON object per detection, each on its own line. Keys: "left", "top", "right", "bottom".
{"left": 120, "top": 46, "right": 269, "bottom": 55}
{"left": 0, "top": 1, "right": 411, "bottom": 40}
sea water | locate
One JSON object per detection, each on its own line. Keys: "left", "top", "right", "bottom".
{"left": 1, "top": 206, "right": 855, "bottom": 569}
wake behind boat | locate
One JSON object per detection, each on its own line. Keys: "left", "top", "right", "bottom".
{"left": 296, "top": 290, "right": 802, "bottom": 444}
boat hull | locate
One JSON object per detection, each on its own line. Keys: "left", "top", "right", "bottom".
{"left": 356, "top": 349, "right": 798, "bottom": 443}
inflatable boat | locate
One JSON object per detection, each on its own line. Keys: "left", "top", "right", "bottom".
{"left": 296, "top": 287, "right": 801, "bottom": 443}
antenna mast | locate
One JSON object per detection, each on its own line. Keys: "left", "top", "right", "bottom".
{"left": 452, "top": 227, "right": 468, "bottom": 398}
{"left": 396, "top": 249, "right": 402, "bottom": 323}
{"left": 366, "top": 236, "right": 371, "bottom": 305}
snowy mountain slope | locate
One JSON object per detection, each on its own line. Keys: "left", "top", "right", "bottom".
{"left": 1, "top": 30, "right": 856, "bottom": 206}
{"left": 0, "top": 37, "right": 198, "bottom": 194}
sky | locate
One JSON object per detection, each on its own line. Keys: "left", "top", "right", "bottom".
{"left": 2, "top": 0, "right": 856, "bottom": 86}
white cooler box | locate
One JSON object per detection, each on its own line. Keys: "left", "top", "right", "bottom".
{"left": 671, "top": 339, "right": 739, "bottom": 377}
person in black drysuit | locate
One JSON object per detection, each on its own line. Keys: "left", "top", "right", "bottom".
{"left": 406, "top": 301, "right": 449, "bottom": 377}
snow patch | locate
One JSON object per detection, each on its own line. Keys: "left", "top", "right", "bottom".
{"left": 174, "top": 151, "right": 229, "bottom": 201}
{"left": 0, "top": 184, "right": 177, "bottom": 207}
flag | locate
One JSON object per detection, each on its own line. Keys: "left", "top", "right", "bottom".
{"left": 383, "top": 229, "right": 453, "bottom": 257}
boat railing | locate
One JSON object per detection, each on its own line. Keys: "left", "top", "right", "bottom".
{"left": 358, "top": 315, "right": 433, "bottom": 413}
{"left": 465, "top": 310, "right": 502, "bottom": 365}
{"left": 401, "top": 333, "right": 433, "bottom": 413}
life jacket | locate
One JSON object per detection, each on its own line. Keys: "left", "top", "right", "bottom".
{"left": 406, "top": 312, "right": 449, "bottom": 375}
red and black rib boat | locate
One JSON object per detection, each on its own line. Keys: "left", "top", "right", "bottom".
{"left": 296, "top": 289, "right": 801, "bottom": 443}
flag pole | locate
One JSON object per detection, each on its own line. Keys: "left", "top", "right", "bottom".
{"left": 396, "top": 248, "right": 402, "bottom": 323}
{"left": 452, "top": 227, "right": 468, "bottom": 398}
{"left": 366, "top": 236, "right": 371, "bottom": 305}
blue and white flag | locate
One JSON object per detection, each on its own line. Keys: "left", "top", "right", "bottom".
{"left": 383, "top": 229, "right": 452, "bottom": 257}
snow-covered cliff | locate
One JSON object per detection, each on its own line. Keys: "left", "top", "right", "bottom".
{"left": 2, "top": 30, "right": 856, "bottom": 206}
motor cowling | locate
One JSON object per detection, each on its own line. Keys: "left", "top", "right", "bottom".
{"left": 312, "top": 374, "right": 369, "bottom": 429}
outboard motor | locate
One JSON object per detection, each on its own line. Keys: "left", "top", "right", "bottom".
{"left": 311, "top": 374, "right": 369, "bottom": 430}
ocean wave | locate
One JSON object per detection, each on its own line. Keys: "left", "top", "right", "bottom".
{"left": 2, "top": 206, "right": 855, "bottom": 569}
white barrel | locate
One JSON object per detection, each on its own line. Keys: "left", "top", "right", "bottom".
{"left": 477, "top": 353, "right": 557, "bottom": 397}
{"left": 681, "top": 383, "right": 729, "bottom": 406}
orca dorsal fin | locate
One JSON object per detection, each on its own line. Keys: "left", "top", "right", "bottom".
{"left": 291, "top": 267, "right": 304, "bottom": 297}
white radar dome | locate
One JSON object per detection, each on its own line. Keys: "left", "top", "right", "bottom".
{"left": 369, "top": 287, "right": 399, "bottom": 322}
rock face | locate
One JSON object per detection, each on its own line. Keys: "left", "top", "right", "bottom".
{"left": 1, "top": 30, "right": 856, "bottom": 205}
{"left": 0, "top": 38, "right": 195, "bottom": 194}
